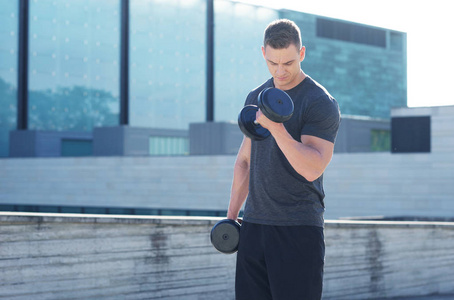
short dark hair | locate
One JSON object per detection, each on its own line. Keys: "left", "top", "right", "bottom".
{"left": 263, "top": 19, "right": 302, "bottom": 50}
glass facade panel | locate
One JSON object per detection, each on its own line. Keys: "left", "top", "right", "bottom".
{"left": 316, "top": 18, "right": 387, "bottom": 48}
{"left": 0, "top": 0, "right": 18, "bottom": 157}
{"left": 61, "top": 139, "right": 93, "bottom": 156}
{"left": 129, "top": 0, "right": 206, "bottom": 129}
{"left": 390, "top": 31, "right": 403, "bottom": 51}
{"left": 149, "top": 136, "right": 188, "bottom": 156}
{"left": 28, "top": 0, "right": 120, "bottom": 131}
{"left": 371, "top": 129, "right": 390, "bottom": 152}
{"left": 214, "top": 1, "right": 278, "bottom": 122}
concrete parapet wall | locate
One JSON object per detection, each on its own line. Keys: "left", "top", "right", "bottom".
{"left": 1, "top": 213, "right": 454, "bottom": 299}
{"left": 0, "top": 213, "right": 236, "bottom": 300}
{"left": 323, "top": 220, "right": 454, "bottom": 299}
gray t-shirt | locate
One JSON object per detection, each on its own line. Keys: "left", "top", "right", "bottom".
{"left": 243, "top": 76, "right": 340, "bottom": 227}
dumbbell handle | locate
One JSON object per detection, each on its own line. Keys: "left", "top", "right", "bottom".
{"left": 253, "top": 120, "right": 259, "bottom": 125}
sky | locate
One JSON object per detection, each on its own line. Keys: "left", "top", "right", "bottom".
{"left": 236, "top": 0, "right": 454, "bottom": 108}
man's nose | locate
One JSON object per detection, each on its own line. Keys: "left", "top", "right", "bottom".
{"left": 275, "top": 65, "right": 285, "bottom": 75}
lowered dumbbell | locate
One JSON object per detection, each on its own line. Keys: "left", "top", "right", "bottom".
{"left": 210, "top": 219, "right": 241, "bottom": 254}
{"left": 238, "top": 87, "right": 294, "bottom": 140}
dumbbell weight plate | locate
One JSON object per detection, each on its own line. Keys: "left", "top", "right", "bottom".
{"left": 258, "top": 87, "right": 294, "bottom": 123}
{"left": 238, "top": 105, "right": 271, "bottom": 141}
{"left": 210, "top": 219, "right": 241, "bottom": 254}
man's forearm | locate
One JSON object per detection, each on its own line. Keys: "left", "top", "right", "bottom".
{"left": 227, "top": 157, "right": 250, "bottom": 220}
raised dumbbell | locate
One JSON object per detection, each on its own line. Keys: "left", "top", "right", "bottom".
{"left": 210, "top": 219, "right": 241, "bottom": 254}
{"left": 238, "top": 87, "right": 294, "bottom": 140}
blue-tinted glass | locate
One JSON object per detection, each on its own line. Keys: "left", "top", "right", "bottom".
{"left": 129, "top": 0, "right": 206, "bottom": 129}
{"left": 0, "top": 0, "right": 18, "bottom": 157}
{"left": 28, "top": 0, "right": 120, "bottom": 131}
{"left": 214, "top": 1, "right": 277, "bottom": 122}
{"left": 61, "top": 139, "right": 93, "bottom": 156}
{"left": 149, "top": 136, "right": 188, "bottom": 156}
{"left": 371, "top": 129, "right": 390, "bottom": 152}
{"left": 390, "top": 32, "right": 403, "bottom": 51}
{"left": 59, "top": 206, "right": 83, "bottom": 214}
{"left": 83, "top": 207, "right": 107, "bottom": 214}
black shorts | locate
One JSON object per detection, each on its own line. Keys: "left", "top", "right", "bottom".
{"left": 235, "top": 221, "right": 325, "bottom": 300}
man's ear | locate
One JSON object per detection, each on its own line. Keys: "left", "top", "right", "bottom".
{"left": 300, "top": 46, "right": 306, "bottom": 62}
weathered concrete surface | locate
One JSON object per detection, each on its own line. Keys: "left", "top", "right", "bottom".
{"left": 323, "top": 220, "right": 454, "bottom": 299}
{"left": 1, "top": 213, "right": 454, "bottom": 299}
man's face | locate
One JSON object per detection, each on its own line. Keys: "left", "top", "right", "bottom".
{"left": 262, "top": 44, "right": 305, "bottom": 90}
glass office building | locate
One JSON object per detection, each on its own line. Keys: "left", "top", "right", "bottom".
{"left": 0, "top": 0, "right": 406, "bottom": 157}
{"left": 0, "top": 1, "right": 19, "bottom": 157}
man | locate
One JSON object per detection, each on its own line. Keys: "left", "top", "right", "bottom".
{"left": 227, "top": 19, "right": 340, "bottom": 299}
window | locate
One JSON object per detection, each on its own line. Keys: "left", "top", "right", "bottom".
{"left": 371, "top": 129, "right": 390, "bottom": 152}
{"left": 316, "top": 18, "right": 386, "bottom": 48}
{"left": 61, "top": 139, "right": 93, "bottom": 156}
{"left": 28, "top": 0, "right": 120, "bottom": 132}
{"left": 129, "top": 0, "right": 206, "bottom": 129}
{"left": 391, "top": 116, "right": 431, "bottom": 153}
{"left": 390, "top": 31, "right": 403, "bottom": 51}
{"left": 149, "top": 136, "right": 188, "bottom": 156}
{"left": 0, "top": 0, "right": 18, "bottom": 157}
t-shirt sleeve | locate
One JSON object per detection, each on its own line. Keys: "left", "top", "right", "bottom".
{"left": 244, "top": 79, "right": 274, "bottom": 106}
{"left": 244, "top": 92, "right": 255, "bottom": 106}
{"left": 301, "top": 95, "right": 341, "bottom": 143}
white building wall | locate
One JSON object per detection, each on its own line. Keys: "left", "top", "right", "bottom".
{"left": 1, "top": 106, "right": 453, "bottom": 220}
